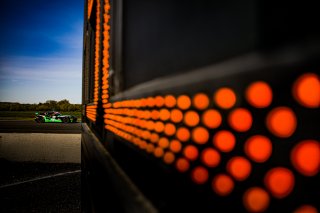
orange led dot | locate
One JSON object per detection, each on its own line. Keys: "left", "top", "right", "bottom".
{"left": 184, "top": 111, "right": 200, "bottom": 127}
{"left": 212, "top": 174, "right": 234, "bottom": 196}
{"left": 243, "top": 187, "right": 270, "bottom": 213}
{"left": 132, "top": 137, "right": 139, "bottom": 145}
{"left": 202, "top": 109, "right": 222, "bottom": 129}
{"left": 177, "top": 95, "right": 191, "bottom": 110}
{"left": 192, "top": 127, "right": 209, "bottom": 144}
{"left": 154, "top": 147, "right": 164, "bottom": 158}
{"left": 139, "top": 120, "right": 147, "bottom": 129}
{"left": 147, "top": 97, "right": 155, "bottom": 107}
{"left": 160, "top": 109, "right": 171, "bottom": 121}
{"left": 228, "top": 108, "right": 252, "bottom": 132}
{"left": 163, "top": 151, "right": 175, "bottom": 164}
{"left": 154, "top": 121, "right": 165, "bottom": 133}
{"left": 176, "top": 158, "right": 190, "bottom": 172}
{"left": 183, "top": 145, "right": 199, "bottom": 161}
{"left": 142, "top": 131, "right": 151, "bottom": 140}
{"left": 264, "top": 167, "right": 295, "bottom": 199}
{"left": 137, "top": 111, "right": 145, "bottom": 119}
{"left": 214, "top": 87, "right": 236, "bottom": 109}
{"left": 139, "top": 140, "right": 147, "bottom": 149}
{"left": 176, "top": 127, "right": 190, "bottom": 142}
{"left": 246, "top": 81, "right": 273, "bottom": 108}
{"left": 213, "top": 130, "right": 236, "bottom": 152}
{"left": 191, "top": 166, "right": 209, "bottom": 184}
{"left": 169, "top": 140, "right": 182, "bottom": 153}
{"left": 164, "top": 123, "right": 176, "bottom": 136}
{"left": 291, "top": 140, "right": 320, "bottom": 176}
{"left": 143, "top": 110, "right": 151, "bottom": 119}
{"left": 293, "top": 73, "right": 320, "bottom": 108}
{"left": 140, "top": 98, "right": 147, "bottom": 107}
{"left": 266, "top": 107, "right": 297, "bottom": 138}
{"left": 227, "top": 156, "right": 251, "bottom": 181}
{"left": 201, "top": 148, "right": 220, "bottom": 167}
{"left": 146, "top": 121, "right": 155, "bottom": 130}
{"left": 193, "top": 93, "right": 209, "bottom": 110}
{"left": 155, "top": 96, "right": 165, "bottom": 107}
{"left": 171, "top": 109, "right": 183, "bottom": 123}
{"left": 146, "top": 144, "right": 155, "bottom": 153}
{"left": 245, "top": 135, "right": 272, "bottom": 163}
{"left": 151, "top": 110, "right": 160, "bottom": 120}
{"left": 165, "top": 95, "right": 176, "bottom": 108}
{"left": 294, "top": 205, "right": 318, "bottom": 213}
{"left": 158, "top": 137, "right": 169, "bottom": 149}
{"left": 150, "top": 133, "right": 159, "bottom": 143}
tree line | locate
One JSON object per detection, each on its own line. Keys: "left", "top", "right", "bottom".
{"left": 0, "top": 99, "right": 81, "bottom": 112}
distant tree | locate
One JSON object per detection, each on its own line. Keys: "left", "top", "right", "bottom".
{"left": 9, "top": 104, "right": 21, "bottom": 111}
{"left": 0, "top": 103, "right": 10, "bottom": 111}
{"left": 45, "top": 100, "right": 57, "bottom": 111}
{"left": 59, "top": 103, "right": 69, "bottom": 111}
{"left": 46, "top": 100, "right": 57, "bottom": 106}
{"left": 68, "top": 104, "right": 75, "bottom": 111}
{"left": 38, "top": 104, "right": 50, "bottom": 111}
{"left": 27, "top": 104, "right": 37, "bottom": 111}
{"left": 74, "top": 104, "right": 81, "bottom": 111}
{"left": 58, "top": 99, "right": 70, "bottom": 105}
{"left": 0, "top": 99, "right": 81, "bottom": 112}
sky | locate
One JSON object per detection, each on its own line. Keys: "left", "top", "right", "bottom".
{"left": 0, "top": 0, "right": 84, "bottom": 104}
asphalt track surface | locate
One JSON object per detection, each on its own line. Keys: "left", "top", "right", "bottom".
{"left": 0, "top": 120, "right": 81, "bottom": 133}
{"left": 0, "top": 120, "right": 81, "bottom": 212}
{"left": 0, "top": 160, "right": 81, "bottom": 213}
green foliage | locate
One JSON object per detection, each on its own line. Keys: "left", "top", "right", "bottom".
{"left": 0, "top": 100, "right": 81, "bottom": 112}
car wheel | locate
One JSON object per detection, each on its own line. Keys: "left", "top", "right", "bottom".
{"left": 63, "top": 118, "right": 70, "bottom": 123}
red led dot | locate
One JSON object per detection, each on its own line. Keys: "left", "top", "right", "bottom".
{"left": 201, "top": 148, "right": 220, "bottom": 168}
{"left": 192, "top": 127, "right": 209, "bottom": 144}
{"left": 202, "top": 109, "right": 222, "bottom": 129}
{"left": 165, "top": 95, "right": 176, "bottom": 108}
{"left": 214, "top": 87, "right": 236, "bottom": 109}
{"left": 264, "top": 167, "right": 295, "bottom": 199}
{"left": 246, "top": 81, "right": 273, "bottom": 108}
{"left": 193, "top": 93, "right": 209, "bottom": 110}
{"left": 163, "top": 151, "right": 175, "bottom": 164}
{"left": 183, "top": 145, "right": 199, "bottom": 161}
{"left": 245, "top": 135, "right": 272, "bottom": 163}
{"left": 213, "top": 130, "right": 236, "bottom": 152}
{"left": 227, "top": 156, "right": 252, "bottom": 181}
{"left": 266, "top": 107, "right": 297, "bottom": 138}
{"left": 293, "top": 73, "right": 320, "bottom": 108}
{"left": 294, "top": 205, "right": 318, "bottom": 213}
{"left": 291, "top": 140, "right": 320, "bottom": 176}
{"left": 184, "top": 110, "right": 200, "bottom": 127}
{"left": 176, "top": 127, "right": 190, "bottom": 142}
{"left": 212, "top": 174, "right": 234, "bottom": 196}
{"left": 177, "top": 95, "right": 191, "bottom": 110}
{"left": 228, "top": 108, "right": 252, "bottom": 132}
{"left": 176, "top": 158, "right": 190, "bottom": 173}
{"left": 243, "top": 187, "right": 270, "bottom": 213}
{"left": 191, "top": 166, "right": 209, "bottom": 184}
{"left": 171, "top": 109, "right": 183, "bottom": 123}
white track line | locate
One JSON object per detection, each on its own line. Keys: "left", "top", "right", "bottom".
{"left": 0, "top": 169, "right": 81, "bottom": 189}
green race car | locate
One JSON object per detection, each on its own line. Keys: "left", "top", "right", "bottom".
{"left": 35, "top": 111, "right": 77, "bottom": 123}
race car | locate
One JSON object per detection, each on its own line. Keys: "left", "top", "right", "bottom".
{"left": 35, "top": 111, "right": 77, "bottom": 123}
